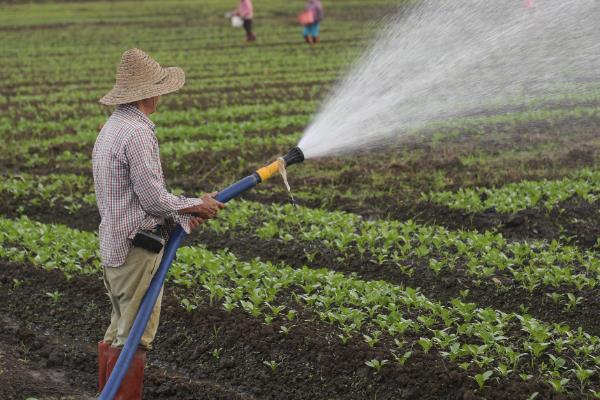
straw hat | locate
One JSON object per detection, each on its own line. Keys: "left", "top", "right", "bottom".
{"left": 99, "top": 48, "right": 185, "bottom": 105}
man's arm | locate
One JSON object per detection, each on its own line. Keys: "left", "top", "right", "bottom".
{"left": 179, "top": 192, "right": 224, "bottom": 219}
{"left": 125, "top": 129, "right": 223, "bottom": 232}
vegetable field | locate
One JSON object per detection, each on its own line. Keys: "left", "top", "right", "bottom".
{"left": 2, "top": 0, "right": 600, "bottom": 399}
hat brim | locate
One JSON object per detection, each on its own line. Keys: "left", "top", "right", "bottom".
{"left": 99, "top": 67, "right": 185, "bottom": 106}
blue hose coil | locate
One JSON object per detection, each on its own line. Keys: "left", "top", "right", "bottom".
{"left": 99, "top": 173, "right": 260, "bottom": 400}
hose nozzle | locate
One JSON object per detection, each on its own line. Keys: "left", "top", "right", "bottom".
{"left": 282, "top": 146, "right": 305, "bottom": 167}
{"left": 255, "top": 147, "right": 305, "bottom": 182}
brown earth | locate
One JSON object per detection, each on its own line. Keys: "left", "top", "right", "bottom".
{"left": 0, "top": 262, "right": 564, "bottom": 400}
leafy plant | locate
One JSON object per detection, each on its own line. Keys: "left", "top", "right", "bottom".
{"left": 263, "top": 360, "right": 280, "bottom": 373}
{"left": 180, "top": 298, "right": 197, "bottom": 313}
{"left": 211, "top": 348, "right": 223, "bottom": 360}
{"left": 473, "top": 370, "right": 494, "bottom": 389}
{"left": 365, "top": 359, "right": 388, "bottom": 373}
{"left": 46, "top": 290, "right": 62, "bottom": 303}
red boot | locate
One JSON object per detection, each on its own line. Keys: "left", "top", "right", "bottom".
{"left": 105, "top": 346, "right": 147, "bottom": 400}
{"left": 98, "top": 341, "right": 110, "bottom": 391}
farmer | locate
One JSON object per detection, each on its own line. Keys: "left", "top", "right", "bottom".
{"left": 302, "top": 0, "right": 324, "bottom": 45}
{"left": 93, "top": 48, "right": 223, "bottom": 399}
{"left": 233, "top": 0, "right": 256, "bottom": 42}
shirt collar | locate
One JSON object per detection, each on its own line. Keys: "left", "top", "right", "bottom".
{"left": 116, "top": 104, "right": 156, "bottom": 132}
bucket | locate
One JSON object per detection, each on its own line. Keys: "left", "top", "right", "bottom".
{"left": 298, "top": 10, "right": 314, "bottom": 25}
{"left": 231, "top": 16, "right": 244, "bottom": 28}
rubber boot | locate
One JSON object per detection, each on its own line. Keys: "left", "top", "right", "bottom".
{"left": 105, "top": 346, "right": 147, "bottom": 400}
{"left": 98, "top": 341, "right": 110, "bottom": 391}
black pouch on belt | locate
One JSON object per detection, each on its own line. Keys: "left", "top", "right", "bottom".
{"left": 132, "top": 228, "right": 165, "bottom": 253}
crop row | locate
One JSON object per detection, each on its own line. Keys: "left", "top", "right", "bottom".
{"left": 6, "top": 89, "right": 598, "bottom": 133}
{"left": 3, "top": 106, "right": 599, "bottom": 180}
{"left": 205, "top": 201, "right": 600, "bottom": 296}
{"left": 12, "top": 113, "right": 308, "bottom": 143}
{"left": 2, "top": 40, "right": 362, "bottom": 94}
{"left": 0, "top": 123, "right": 302, "bottom": 172}
{"left": 426, "top": 106, "right": 600, "bottom": 142}
{"left": 424, "top": 168, "right": 600, "bottom": 214}
{"left": 3, "top": 83, "right": 328, "bottom": 122}
{"left": 0, "top": 173, "right": 95, "bottom": 214}
{"left": 4, "top": 172, "right": 600, "bottom": 303}
{"left": 5, "top": 68, "right": 599, "bottom": 106}
{"left": 5, "top": 93, "right": 600, "bottom": 141}
{"left": 1, "top": 215, "right": 600, "bottom": 395}
{"left": 3, "top": 76, "right": 336, "bottom": 106}
{"left": 3, "top": 97, "right": 319, "bottom": 124}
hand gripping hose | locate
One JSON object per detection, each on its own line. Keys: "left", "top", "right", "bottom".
{"left": 99, "top": 147, "right": 304, "bottom": 400}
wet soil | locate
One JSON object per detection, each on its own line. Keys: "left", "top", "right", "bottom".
{"left": 0, "top": 333, "right": 96, "bottom": 400}
{"left": 0, "top": 262, "right": 563, "bottom": 400}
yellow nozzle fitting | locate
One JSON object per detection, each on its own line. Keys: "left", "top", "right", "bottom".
{"left": 256, "top": 158, "right": 284, "bottom": 182}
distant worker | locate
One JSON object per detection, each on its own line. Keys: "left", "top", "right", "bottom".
{"left": 94, "top": 48, "right": 223, "bottom": 398}
{"left": 300, "top": 0, "right": 324, "bottom": 45}
{"left": 233, "top": 0, "right": 256, "bottom": 42}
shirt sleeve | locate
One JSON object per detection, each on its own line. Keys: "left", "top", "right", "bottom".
{"left": 161, "top": 212, "right": 200, "bottom": 236}
{"left": 175, "top": 213, "right": 200, "bottom": 234}
{"left": 125, "top": 128, "right": 201, "bottom": 223}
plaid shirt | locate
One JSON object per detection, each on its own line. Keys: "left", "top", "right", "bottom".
{"left": 92, "top": 104, "right": 201, "bottom": 267}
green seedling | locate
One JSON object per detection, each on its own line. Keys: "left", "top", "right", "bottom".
{"left": 365, "top": 359, "right": 388, "bottom": 373}
{"left": 180, "top": 298, "right": 197, "bottom": 313}
{"left": 473, "top": 370, "right": 493, "bottom": 389}
{"left": 211, "top": 347, "right": 222, "bottom": 360}
{"left": 46, "top": 290, "right": 62, "bottom": 303}
{"left": 263, "top": 360, "right": 280, "bottom": 373}
{"left": 391, "top": 350, "right": 412, "bottom": 366}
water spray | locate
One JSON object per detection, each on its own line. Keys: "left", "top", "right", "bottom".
{"left": 299, "top": 0, "right": 600, "bottom": 159}
{"left": 99, "top": 146, "right": 304, "bottom": 400}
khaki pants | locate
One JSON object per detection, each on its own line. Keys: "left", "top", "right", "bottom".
{"left": 103, "top": 246, "right": 164, "bottom": 349}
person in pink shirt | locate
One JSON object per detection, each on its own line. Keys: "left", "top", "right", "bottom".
{"left": 234, "top": 0, "right": 256, "bottom": 42}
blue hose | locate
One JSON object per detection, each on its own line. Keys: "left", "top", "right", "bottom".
{"left": 99, "top": 173, "right": 260, "bottom": 400}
